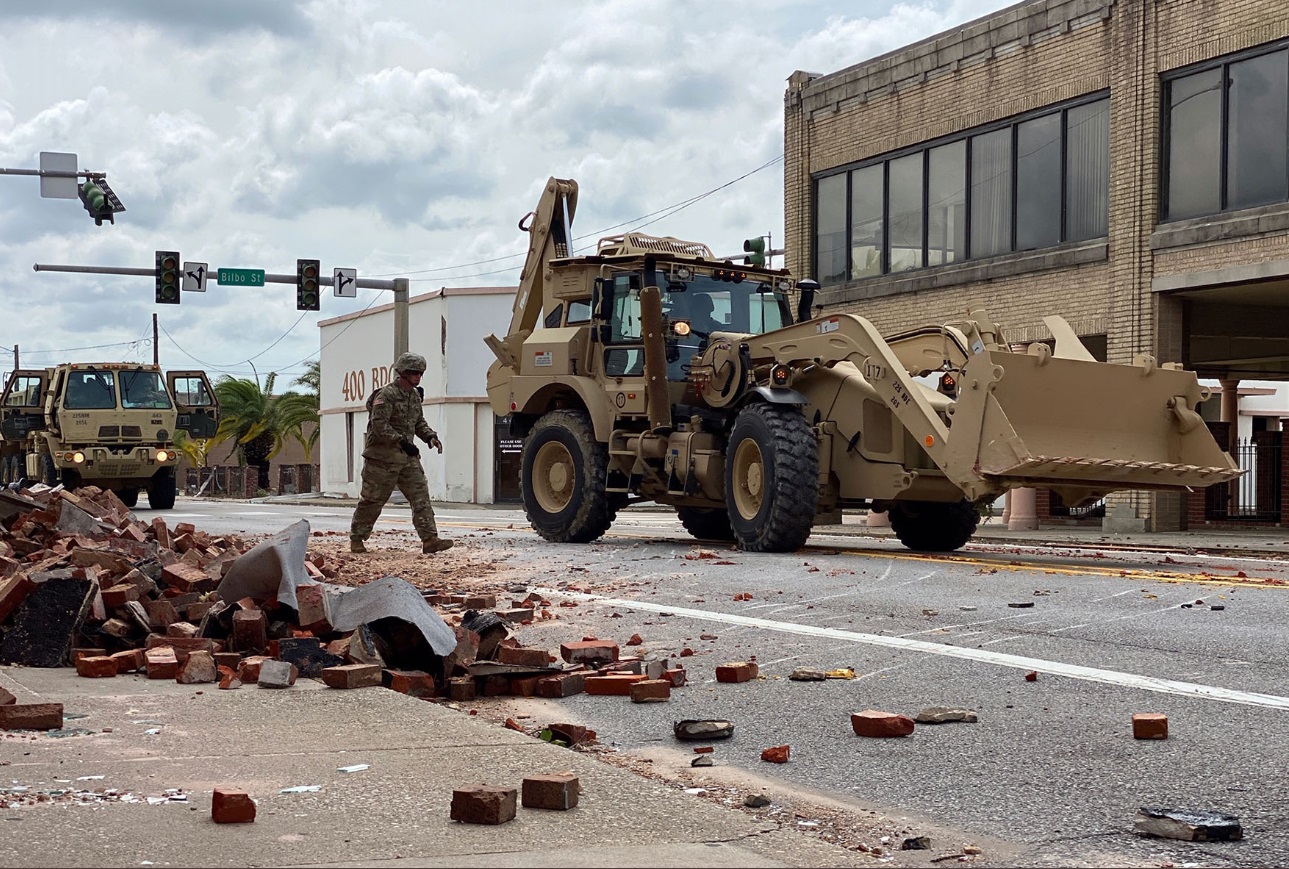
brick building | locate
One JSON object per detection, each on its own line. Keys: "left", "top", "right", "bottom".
{"left": 784, "top": 0, "right": 1289, "bottom": 530}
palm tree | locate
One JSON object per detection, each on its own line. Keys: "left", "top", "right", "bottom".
{"left": 282, "top": 361, "right": 321, "bottom": 462}
{"left": 212, "top": 372, "right": 298, "bottom": 491}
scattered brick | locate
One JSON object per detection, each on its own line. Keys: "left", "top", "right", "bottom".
{"left": 1132, "top": 713, "right": 1168, "bottom": 740}
{"left": 166, "top": 622, "right": 200, "bottom": 640}
{"left": 851, "top": 710, "right": 916, "bottom": 738}
{"left": 761, "top": 745, "right": 790, "bottom": 763}
{"left": 536, "top": 672, "right": 585, "bottom": 698}
{"left": 0, "top": 702, "right": 63, "bottom": 731}
{"left": 100, "top": 584, "right": 139, "bottom": 608}
{"left": 256, "top": 660, "right": 298, "bottom": 689}
{"left": 75, "top": 655, "right": 117, "bottom": 678}
{"left": 0, "top": 574, "right": 35, "bottom": 624}
{"left": 236, "top": 656, "right": 271, "bottom": 684}
{"left": 145, "top": 634, "right": 217, "bottom": 663}
{"left": 560, "top": 640, "right": 619, "bottom": 665}
{"left": 663, "top": 667, "right": 688, "bottom": 688}
{"left": 382, "top": 669, "right": 435, "bottom": 697}
{"left": 73, "top": 647, "right": 108, "bottom": 662}
{"left": 321, "top": 663, "right": 382, "bottom": 689}
{"left": 497, "top": 607, "right": 535, "bottom": 623}
{"left": 546, "top": 723, "right": 596, "bottom": 746}
{"left": 715, "top": 661, "right": 758, "bottom": 683}
{"left": 497, "top": 645, "right": 551, "bottom": 668}
{"left": 447, "top": 677, "right": 476, "bottom": 702}
{"left": 160, "top": 562, "right": 212, "bottom": 594}
{"left": 211, "top": 788, "right": 256, "bottom": 823}
{"left": 463, "top": 594, "right": 496, "bottom": 609}
{"left": 451, "top": 785, "right": 517, "bottom": 825}
{"left": 217, "top": 666, "right": 243, "bottom": 690}
{"left": 625, "top": 633, "right": 643, "bottom": 646}
{"left": 584, "top": 673, "right": 647, "bottom": 696}
{"left": 213, "top": 651, "right": 243, "bottom": 670}
{"left": 293, "top": 584, "right": 331, "bottom": 632}
{"left": 507, "top": 675, "right": 544, "bottom": 697}
{"left": 231, "top": 609, "right": 268, "bottom": 654}
{"left": 1024, "top": 671, "right": 1038, "bottom": 682}
{"left": 145, "top": 647, "right": 180, "bottom": 680}
{"left": 0, "top": 686, "right": 14, "bottom": 706}
{"left": 108, "top": 648, "right": 146, "bottom": 673}
{"left": 522, "top": 773, "right": 580, "bottom": 810}
{"left": 629, "top": 679, "right": 671, "bottom": 703}
{"left": 178, "top": 650, "right": 218, "bottom": 684}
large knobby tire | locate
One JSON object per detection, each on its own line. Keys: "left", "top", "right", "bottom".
{"left": 118, "top": 488, "right": 140, "bottom": 508}
{"left": 677, "top": 506, "right": 735, "bottom": 542}
{"left": 147, "top": 468, "right": 177, "bottom": 510}
{"left": 60, "top": 468, "right": 82, "bottom": 492}
{"left": 521, "top": 409, "right": 615, "bottom": 543}
{"left": 888, "top": 499, "right": 980, "bottom": 552}
{"left": 724, "top": 403, "right": 818, "bottom": 553}
{"left": 41, "top": 455, "right": 58, "bottom": 487}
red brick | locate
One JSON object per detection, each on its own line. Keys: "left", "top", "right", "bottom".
{"left": 160, "top": 562, "right": 212, "bottom": 594}
{"left": 851, "top": 710, "right": 916, "bottom": 738}
{"left": 450, "top": 785, "right": 516, "bottom": 825}
{"left": 212, "top": 788, "right": 256, "bottom": 823}
{"left": 1132, "top": 713, "right": 1168, "bottom": 740}
{"left": 0, "top": 702, "right": 63, "bottom": 731}
{"left": 761, "top": 744, "right": 790, "bottom": 763}
{"left": 217, "top": 666, "right": 243, "bottom": 690}
{"left": 109, "top": 649, "right": 146, "bottom": 673}
{"left": 497, "top": 645, "right": 551, "bottom": 667}
{"left": 383, "top": 669, "right": 436, "bottom": 697}
{"left": 447, "top": 677, "right": 476, "bottom": 701}
{"left": 584, "top": 673, "right": 647, "bottom": 696}
{"left": 73, "top": 647, "right": 108, "bottom": 662}
{"left": 213, "top": 651, "right": 243, "bottom": 670}
{"left": 0, "top": 574, "right": 35, "bottom": 624}
{"left": 294, "top": 584, "right": 331, "bottom": 632}
{"left": 145, "top": 634, "right": 217, "bottom": 663}
{"left": 629, "top": 679, "right": 671, "bottom": 703}
{"left": 231, "top": 609, "right": 268, "bottom": 654}
{"left": 663, "top": 667, "right": 688, "bottom": 688}
{"left": 480, "top": 675, "right": 510, "bottom": 697}
{"left": 184, "top": 601, "right": 216, "bottom": 622}
{"left": 715, "top": 661, "right": 758, "bottom": 683}
{"left": 145, "top": 647, "right": 179, "bottom": 680}
{"left": 521, "top": 773, "right": 580, "bottom": 810}
{"left": 143, "top": 598, "right": 181, "bottom": 629}
{"left": 75, "top": 655, "right": 117, "bottom": 678}
{"left": 560, "top": 640, "right": 619, "bottom": 665}
{"left": 166, "top": 622, "right": 200, "bottom": 639}
{"left": 178, "top": 650, "right": 217, "bottom": 684}
{"left": 546, "top": 723, "right": 596, "bottom": 745}
{"left": 100, "top": 584, "right": 139, "bottom": 608}
{"left": 321, "top": 664, "right": 382, "bottom": 689}
{"left": 236, "top": 655, "right": 271, "bottom": 683}
{"left": 536, "top": 672, "right": 585, "bottom": 698}
{"left": 498, "top": 607, "right": 535, "bottom": 623}
{"left": 463, "top": 594, "right": 496, "bottom": 609}
{"left": 151, "top": 517, "right": 171, "bottom": 548}
{"left": 508, "top": 675, "right": 544, "bottom": 697}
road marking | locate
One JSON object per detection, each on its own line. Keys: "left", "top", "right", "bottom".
{"left": 535, "top": 588, "right": 1289, "bottom": 711}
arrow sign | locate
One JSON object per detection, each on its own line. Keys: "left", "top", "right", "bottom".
{"left": 182, "top": 262, "right": 208, "bottom": 293}
{"left": 334, "top": 267, "right": 357, "bottom": 298}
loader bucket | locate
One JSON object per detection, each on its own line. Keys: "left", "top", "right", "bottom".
{"left": 966, "top": 351, "right": 1241, "bottom": 493}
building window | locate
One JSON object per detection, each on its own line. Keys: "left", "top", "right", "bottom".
{"left": 814, "top": 95, "right": 1108, "bottom": 285}
{"left": 1163, "top": 43, "right": 1289, "bottom": 221}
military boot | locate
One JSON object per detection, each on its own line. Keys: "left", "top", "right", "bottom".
{"left": 422, "top": 536, "right": 454, "bottom": 554}
{"left": 350, "top": 536, "right": 368, "bottom": 554}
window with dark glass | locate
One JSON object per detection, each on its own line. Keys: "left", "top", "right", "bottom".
{"left": 1164, "top": 44, "right": 1289, "bottom": 221}
{"left": 813, "top": 95, "right": 1108, "bottom": 285}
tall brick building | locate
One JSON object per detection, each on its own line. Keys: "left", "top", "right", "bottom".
{"left": 784, "top": 0, "right": 1289, "bottom": 530}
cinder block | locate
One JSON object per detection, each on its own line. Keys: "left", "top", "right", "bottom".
{"left": 211, "top": 788, "right": 256, "bottom": 823}
{"left": 584, "top": 673, "right": 647, "bottom": 696}
{"left": 522, "top": 773, "right": 580, "bottom": 810}
{"left": 851, "top": 710, "right": 915, "bottom": 738}
{"left": 0, "top": 702, "right": 63, "bottom": 731}
{"left": 450, "top": 785, "right": 517, "bottom": 825}
{"left": 256, "top": 659, "right": 298, "bottom": 689}
{"left": 629, "top": 679, "right": 671, "bottom": 703}
{"left": 560, "top": 640, "right": 619, "bottom": 665}
{"left": 715, "top": 661, "right": 758, "bottom": 683}
{"left": 75, "top": 655, "right": 117, "bottom": 678}
{"left": 1132, "top": 713, "right": 1168, "bottom": 740}
{"left": 321, "top": 663, "right": 382, "bottom": 689}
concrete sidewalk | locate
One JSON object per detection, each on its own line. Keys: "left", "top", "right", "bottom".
{"left": 0, "top": 667, "right": 871, "bottom": 869}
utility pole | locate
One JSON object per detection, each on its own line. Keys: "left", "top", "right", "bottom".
{"left": 152, "top": 314, "right": 159, "bottom": 365}
{"left": 12, "top": 345, "right": 17, "bottom": 371}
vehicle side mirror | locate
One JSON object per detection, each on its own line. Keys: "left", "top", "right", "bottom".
{"left": 593, "top": 278, "right": 611, "bottom": 320}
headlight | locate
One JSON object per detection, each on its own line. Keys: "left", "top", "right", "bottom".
{"left": 72, "top": 452, "right": 85, "bottom": 464}
{"left": 156, "top": 449, "right": 171, "bottom": 462}
{"left": 776, "top": 278, "right": 792, "bottom": 292}
{"left": 673, "top": 321, "right": 692, "bottom": 337}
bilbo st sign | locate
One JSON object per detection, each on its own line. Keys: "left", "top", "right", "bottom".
{"left": 217, "top": 268, "right": 265, "bottom": 287}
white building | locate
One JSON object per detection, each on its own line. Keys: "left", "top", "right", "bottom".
{"left": 317, "top": 286, "right": 517, "bottom": 503}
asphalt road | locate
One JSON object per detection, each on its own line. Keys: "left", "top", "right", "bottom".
{"left": 150, "top": 498, "right": 1289, "bottom": 867}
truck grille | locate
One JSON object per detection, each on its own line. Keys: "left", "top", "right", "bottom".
{"left": 96, "top": 425, "right": 143, "bottom": 439}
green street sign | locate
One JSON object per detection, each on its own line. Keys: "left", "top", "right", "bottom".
{"left": 217, "top": 268, "right": 265, "bottom": 287}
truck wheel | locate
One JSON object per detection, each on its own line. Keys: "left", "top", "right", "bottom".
{"left": 147, "top": 469, "right": 177, "bottom": 509}
{"left": 41, "top": 455, "right": 58, "bottom": 487}
{"left": 60, "top": 469, "right": 82, "bottom": 492}
{"left": 677, "top": 507, "right": 735, "bottom": 542}
{"left": 724, "top": 403, "right": 818, "bottom": 552}
{"left": 118, "top": 488, "right": 139, "bottom": 508}
{"left": 521, "top": 409, "right": 614, "bottom": 543}
{"left": 889, "top": 499, "right": 980, "bottom": 552}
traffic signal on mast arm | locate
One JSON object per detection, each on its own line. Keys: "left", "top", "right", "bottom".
{"left": 155, "top": 251, "right": 181, "bottom": 304}
{"left": 743, "top": 236, "right": 767, "bottom": 268}
{"left": 79, "top": 180, "right": 116, "bottom": 225}
{"left": 296, "top": 259, "right": 320, "bottom": 311}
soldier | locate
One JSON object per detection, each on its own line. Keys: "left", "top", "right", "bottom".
{"left": 349, "top": 352, "right": 454, "bottom": 554}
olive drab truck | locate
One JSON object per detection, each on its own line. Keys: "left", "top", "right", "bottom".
{"left": 485, "top": 176, "right": 1241, "bottom": 553}
{"left": 0, "top": 364, "right": 219, "bottom": 510}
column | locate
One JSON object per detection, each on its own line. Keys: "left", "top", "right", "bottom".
{"left": 1008, "top": 487, "right": 1038, "bottom": 531}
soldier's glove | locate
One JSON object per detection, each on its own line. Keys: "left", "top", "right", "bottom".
{"left": 428, "top": 434, "right": 443, "bottom": 453}
{"left": 399, "top": 439, "right": 420, "bottom": 458}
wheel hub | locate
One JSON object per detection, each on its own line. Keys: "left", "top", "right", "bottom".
{"left": 731, "top": 439, "right": 764, "bottom": 519}
{"left": 532, "top": 442, "right": 574, "bottom": 513}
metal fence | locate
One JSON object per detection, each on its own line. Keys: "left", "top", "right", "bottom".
{"left": 1206, "top": 437, "right": 1282, "bottom": 522}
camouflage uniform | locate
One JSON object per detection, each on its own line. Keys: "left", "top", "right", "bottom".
{"left": 349, "top": 360, "right": 447, "bottom": 549}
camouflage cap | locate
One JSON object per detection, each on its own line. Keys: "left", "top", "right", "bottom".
{"left": 395, "top": 352, "right": 427, "bottom": 373}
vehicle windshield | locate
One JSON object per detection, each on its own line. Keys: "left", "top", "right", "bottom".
{"left": 120, "top": 371, "right": 173, "bottom": 410}
{"left": 64, "top": 370, "right": 119, "bottom": 410}
{"left": 662, "top": 273, "right": 788, "bottom": 337}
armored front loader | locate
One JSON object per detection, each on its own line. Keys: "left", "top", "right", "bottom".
{"left": 486, "top": 176, "right": 1240, "bottom": 553}
{"left": 0, "top": 364, "right": 219, "bottom": 509}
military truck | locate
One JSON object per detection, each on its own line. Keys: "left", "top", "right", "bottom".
{"left": 485, "top": 177, "right": 1240, "bottom": 553}
{"left": 0, "top": 363, "right": 219, "bottom": 509}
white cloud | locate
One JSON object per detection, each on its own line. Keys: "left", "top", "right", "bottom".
{"left": 0, "top": 0, "right": 1015, "bottom": 382}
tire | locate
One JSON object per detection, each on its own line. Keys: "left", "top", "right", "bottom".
{"left": 147, "top": 468, "right": 177, "bottom": 510}
{"left": 521, "top": 409, "right": 615, "bottom": 543}
{"left": 677, "top": 506, "right": 735, "bottom": 542}
{"left": 724, "top": 403, "right": 818, "bottom": 553}
{"left": 60, "top": 469, "right": 82, "bottom": 492}
{"left": 41, "top": 455, "right": 58, "bottom": 487}
{"left": 888, "top": 499, "right": 980, "bottom": 552}
{"left": 118, "top": 487, "right": 139, "bottom": 508}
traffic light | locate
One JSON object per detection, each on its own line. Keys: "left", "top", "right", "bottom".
{"left": 296, "top": 259, "right": 320, "bottom": 311}
{"left": 743, "top": 236, "right": 767, "bottom": 268}
{"left": 155, "top": 251, "right": 181, "bottom": 304}
{"left": 79, "top": 180, "right": 115, "bottom": 225}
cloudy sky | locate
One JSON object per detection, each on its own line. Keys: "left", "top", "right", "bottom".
{"left": 0, "top": 0, "right": 1014, "bottom": 389}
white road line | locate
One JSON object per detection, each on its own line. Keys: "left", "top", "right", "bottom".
{"left": 1091, "top": 589, "right": 1140, "bottom": 604}
{"left": 890, "top": 570, "right": 938, "bottom": 588}
{"left": 534, "top": 588, "right": 1289, "bottom": 711}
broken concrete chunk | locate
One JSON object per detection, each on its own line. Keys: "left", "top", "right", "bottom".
{"left": 256, "top": 659, "right": 298, "bottom": 689}
{"left": 1134, "top": 807, "right": 1242, "bottom": 841}
{"left": 674, "top": 719, "right": 734, "bottom": 741}
{"left": 789, "top": 668, "right": 827, "bottom": 681}
{"left": 915, "top": 707, "right": 978, "bottom": 724}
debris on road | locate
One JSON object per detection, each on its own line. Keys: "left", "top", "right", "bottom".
{"left": 788, "top": 668, "right": 826, "bottom": 681}
{"left": 851, "top": 710, "right": 915, "bottom": 738}
{"left": 521, "top": 772, "right": 579, "bottom": 810}
{"left": 674, "top": 719, "right": 734, "bottom": 741}
{"left": 211, "top": 788, "right": 256, "bottom": 824}
{"left": 1131, "top": 713, "right": 1168, "bottom": 740}
{"left": 1133, "top": 807, "right": 1243, "bottom": 841}
{"left": 451, "top": 784, "right": 517, "bottom": 825}
{"left": 760, "top": 744, "right": 790, "bottom": 763}
{"left": 915, "top": 707, "right": 978, "bottom": 724}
